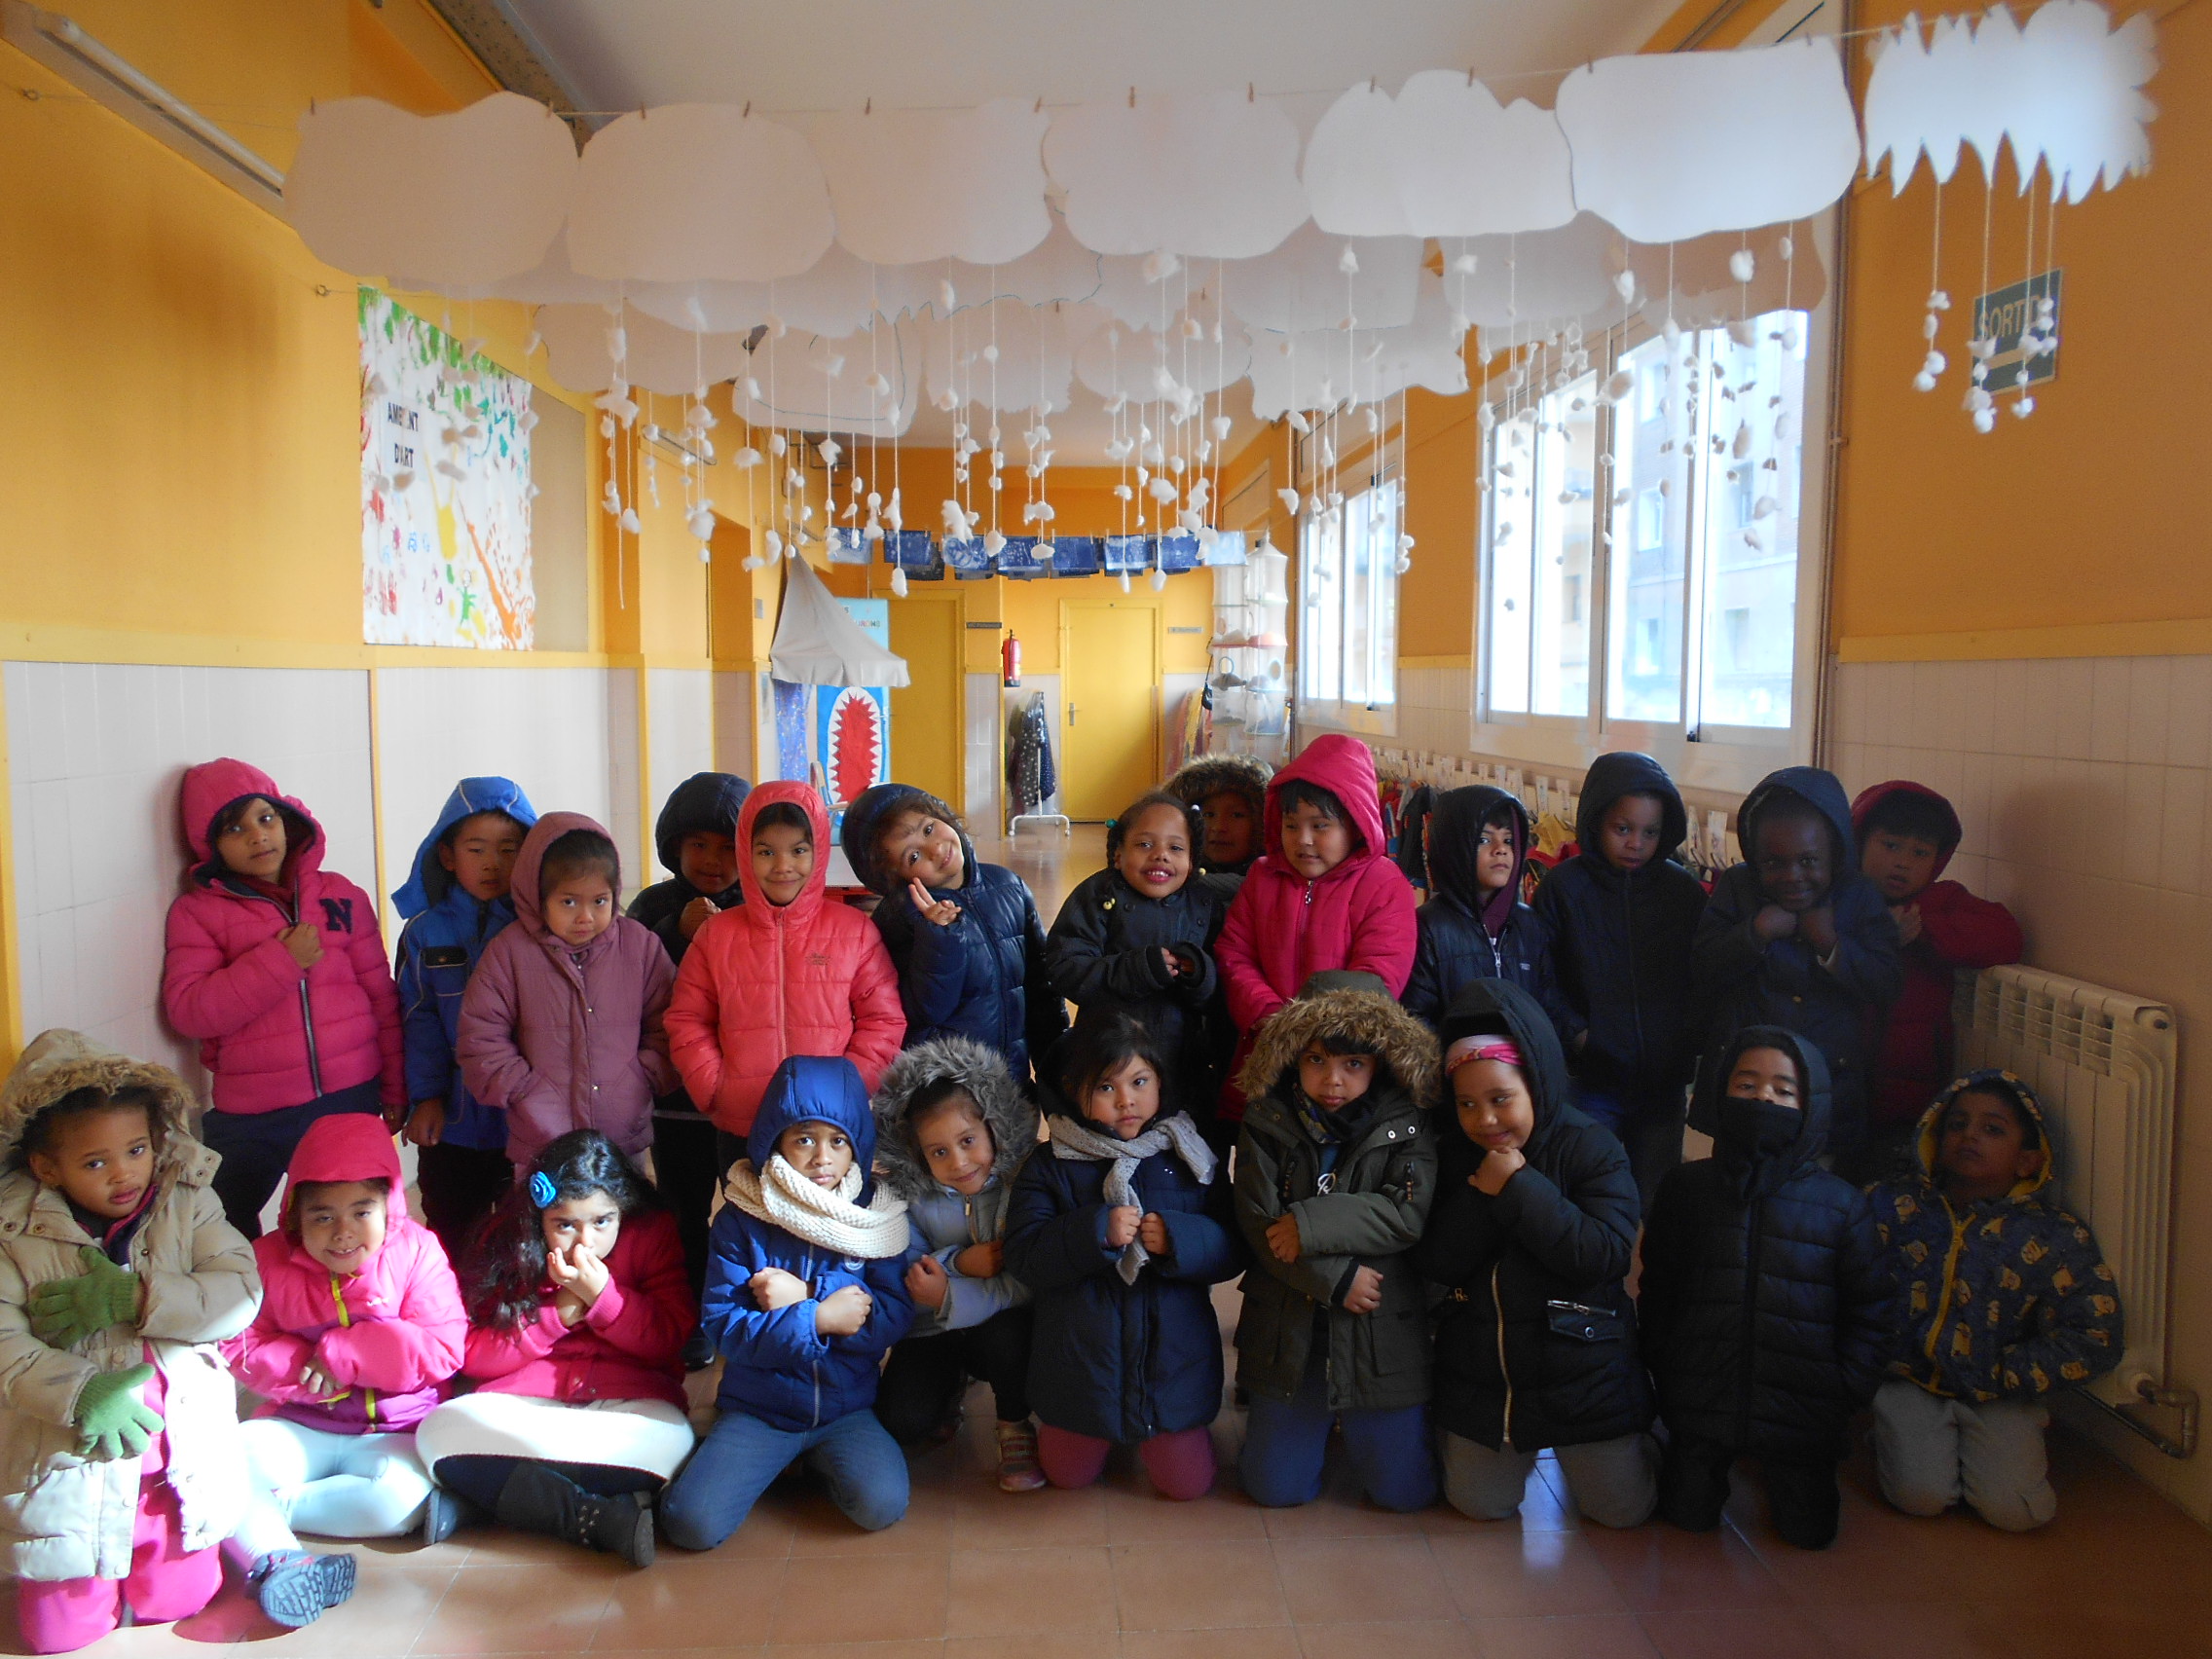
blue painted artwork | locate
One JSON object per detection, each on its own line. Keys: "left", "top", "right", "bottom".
{"left": 1156, "top": 532, "right": 1200, "bottom": 573}
{"left": 943, "top": 535, "right": 993, "bottom": 580}
{"left": 771, "top": 678, "right": 810, "bottom": 783}
{"left": 1203, "top": 529, "right": 1248, "bottom": 566}
{"left": 997, "top": 535, "right": 1049, "bottom": 578}
{"left": 1103, "top": 534, "right": 1149, "bottom": 572}
{"left": 828, "top": 528, "right": 871, "bottom": 565}
{"left": 1051, "top": 535, "right": 1101, "bottom": 576}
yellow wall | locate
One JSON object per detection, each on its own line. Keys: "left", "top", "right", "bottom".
{"left": 1831, "top": 0, "right": 2208, "bottom": 660}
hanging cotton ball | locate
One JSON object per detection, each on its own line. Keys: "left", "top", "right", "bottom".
{"left": 1775, "top": 412, "right": 1799, "bottom": 442}
{"left": 1929, "top": 289, "right": 1952, "bottom": 312}
{"left": 819, "top": 438, "right": 843, "bottom": 467}
{"left": 1179, "top": 314, "right": 1203, "bottom": 340}
{"left": 1451, "top": 253, "right": 1478, "bottom": 276}
{"left": 1912, "top": 370, "right": 1937, "bottom": 392}
{"left": 1743, "top": 525, "right": 1763, "bottom": 551}
{"left": 988, "top": 474, "right": 1003, "bottom": 491}
{"left": 937, "top": 277, "right": 956, "bottom": 312}
{"left": 1728, "top": 249, "right": 1756, "bottom": 284}
{"left": 1363, "top": 406, "right": 1381, "bottom": 433}
{"left": 688, "top": 504, "right": 718, "bottom": 539}
{"left": 1338, "top": 242, "right": 1360, "bottom": 276}
{"left": 1149, "top": 565, "right": 1168, "bottom": 592}
{"left": 980, "top": 344, "right": 999, "bottom": 363}
{"left": 1612, "top": 270, "right": 1637, "bottom": 303}
{"left": 1503, "top": 367, "right": 1525, "bottom": 391}
{"left": 606, "top": 325, "right": 627, "bottom": 356}
{"left": 1286, "top": 410, "right": 1310, "bottom": 435}
{"left": 766, "top": 313, "right": 787, "bottom": 338}
{"left": 1662, "top": 317, "right": 1684, "bottom": 356}
{"left": 1149, "top": 476, "right": 1179, "bottom": 503}
{"left": 619, "top": 506, "right": 642, "bottom": 534}
{"left": 785, "top": 466, "right": 803, "bottom": 492}
{"left": 1727, "top": 319, "right": 1756, "bottom": 348}
{"left": 599, "top": 415, "right": 615, "bottom": 438}
{"left": 891, "top": 566, "right": 909, "bottom": 597}
{"left": 1115, "top": 483, "right": 1134, "bottom": 501}
{"left": 1751, "top": 496, "right": 1777, "bottom": 521}
{"left": 733, "top": 446, "right": 762, "bottom": 469}
{"left": 1657, "top": 478, "right": 1671, "bottom": 498}
{"left": 1394, "top": 554, "right": 1413, "bottom": 575}
{"left": 864, "top": 371, "right": 891, "bottom": 397}
{"left": 1476, "top": 402, "right": 1496, "bottom": 432}
{"left": 1731, "top": 422, "right": 1751, "bottom": 461}
{"left": 2012, "top": 395, "right": 2036, "bottom": 419}
{"left": 768, "top": 432, "right": 789, "bottom": 457}
{"left": 1601, "top": 368, "right": 1635, "bottom": 405}
{"left": 1921, "top": 313, "right": 1940, "bottom": 342}
{"left": 1272, "top": 487, "right": 1300, "bottom": 516}
{"left": 1972, "top": 406, "right": 1997, "bottom": 433}
{"left": 1119, "top": 571, "right": 1132, "bottom": 594}
{"left": 1397, "top": 534, "right": 1416, "bottom": 554}
{"left": 1142, "top": 248, "right": 1181, "bottom": 283}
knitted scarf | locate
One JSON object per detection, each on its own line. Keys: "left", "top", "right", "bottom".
{"left": 1049, "top": 1111, "right": 1217, "bottom": 1284}
{"left": 722, "top": 1156, "right": 910, "bottom": 1259}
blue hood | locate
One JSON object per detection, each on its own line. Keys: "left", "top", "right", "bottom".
{"left": 839, "top": 783, "right": 976, "bottom": 896}
{"left": 391, "top": 777, "right": 538, "bottom": 919}
{"left": 747, "top": 1055, "right": 882, "bottom": 1203}
{"left": 1738, "top": 764, "right": 1857, "bottom": 879}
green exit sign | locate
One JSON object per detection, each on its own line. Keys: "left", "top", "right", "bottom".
{"left": 1972, "top": 269, "right": 2062, "bottom": 389}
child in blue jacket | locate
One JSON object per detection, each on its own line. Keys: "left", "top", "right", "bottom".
{"left": 1402, "top": 786, "right": 1573, "bottom": 1044}
{"left": 661, "top": 1056, "right": 919, "bottom": 1550}
{"left": 392, "top": 777, "right": 536, "bottom": 1264}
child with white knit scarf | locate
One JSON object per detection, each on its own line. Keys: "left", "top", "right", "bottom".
{"left": 661, "top": 1055, "right": 919, "bottom": 1551}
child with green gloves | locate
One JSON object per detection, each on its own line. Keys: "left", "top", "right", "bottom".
{"left": 0, "top": 1031, "right": 319, "bottom": 1652}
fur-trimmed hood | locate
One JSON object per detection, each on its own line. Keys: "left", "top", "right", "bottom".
{"left": 1236, "top": 984, "right": 1443, "bottom": 1110}
{"left": 0, "top": 1029, "right": 210, "bottom": 1183}
{"left": 1165, "top": 754, "right": 1272, "bottom": 816}
{"left": 871, "top": 1036, "right": 1036, "bottom": 1202}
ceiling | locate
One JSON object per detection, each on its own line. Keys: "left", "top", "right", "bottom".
{"left": 501, "top": 0, "right": 1689, "bottom": 122}
{"left": 490, "top": 0, "right": 1686, "bottom": 459}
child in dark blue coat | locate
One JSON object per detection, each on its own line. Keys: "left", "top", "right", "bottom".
{"left": 1004, "top": 1014, "right": 1240, "bottom": 1500}
{"left": 841, "top": 784, "right": 1065, "bottom": 1088}
{"left": 661, "top": 1055, "right": 919, "bottom": 1550}
{"left": 391, "top": 777, "right": 537, "bottom": 1264}
{"left": 1693, "top": 766, "right": 1903, "bottom": 1175}
{"left": 1402, "top": 786, "right": 1572, "bottom": 1044}
{"left": 1530, "top": 753, "right": 1708, "bottom": 1210}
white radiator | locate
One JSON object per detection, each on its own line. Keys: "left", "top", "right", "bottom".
{"left": 1954, "top": 965, "right": 2177, "bottom": 1409}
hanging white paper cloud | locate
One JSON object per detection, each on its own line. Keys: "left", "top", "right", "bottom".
{"left": 943, "top": 212, "right": 1106, "bottom": 311}
{"left": 1863, "top": 4, "right": 2157, "bottom": 202}
{"left": 1073, "top": 298, "right": 1253, "bottom": 400}
{"left": 287, "top": 92, "right": 575, "bottom": 285}
{"left": 1440, "top": 213, "right": 1619, "bottom": 332}
{"left": 1555, "top": 38, "right": 1862, "bottom": 242}
{"left": 1044, "top": 91, "right": 1309, "bottom": 258}
{"left": 810, "top": 97, "right": 1051, "bottom": 266}
{"left": 625, "top": 246, "right": 937, "bottom": 340}
{"left": 1226, "top": 224, "right": 1421, "bottom": 334}
{"left": 536, "top": 302, "right": 759, "bottom": 395}
{"left": 1303, "top": 73, "right": 1575, "bottom": 240}
{"left": 729, "top": 314, "right": 922, "bottom": 436}
{"left": 1245, "top": 271, "right": 1466, "bottom": 417}
{"left": 569, "top": 105, "right": 834, "bottom": 281}
{"left": 921, "top": 298, "right": 1081, "bottom": 414}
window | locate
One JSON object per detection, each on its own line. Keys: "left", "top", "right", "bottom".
{"left": 1300, "top": 478, "right": 1400, "bottom": 715}
{"left": 1481, "top": 308, "right": 1812, "bottom": 738}
{"left": 1484, "top": 371, "right": 1595, "bottom": 717}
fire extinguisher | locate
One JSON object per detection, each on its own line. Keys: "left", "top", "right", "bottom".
{"left": 1002, "top": 631, "right": 1021, "bottom": 687}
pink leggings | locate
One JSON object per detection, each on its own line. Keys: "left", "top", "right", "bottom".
{"left": 1037, "top": 1423, "right": 1216, "bottom": 1501}
{"left": 16, "top": 1477, "right": 222, "bottom": 1654}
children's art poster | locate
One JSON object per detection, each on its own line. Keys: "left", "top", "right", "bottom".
{"left": 772, "top": 679, "right": 811, "bottom": 781}
{"left": 360, "top": 290, "right": 535, "bottom": 648}
{"left": 816, "top": 685, "right": 890, "bottom": 807}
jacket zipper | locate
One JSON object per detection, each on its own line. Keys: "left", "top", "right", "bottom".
{"left": 1736, "top": 1198, "right": 1764, "bottom": 1443}
{"left": 806, "top": 1243, "right": 824, "bottom": 1428}
{"left": 327, "top": 1273, "right": 376, "bottom": 1424}
{"left": 1621, "top": 872, "right": 1645, "bottom": 1080}
{"left": 245, "top": 885, "right": 325, "bottom": 1098}
{"left": 1493, "top": 1262, "right": 1514, "bottom": 1449}
{"left": 1923, "top": 1203, "right": 1972, "bottom": 1368}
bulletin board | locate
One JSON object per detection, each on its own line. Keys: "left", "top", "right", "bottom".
{"left": 360, "top": 290, "right": 536, "bottom": 648}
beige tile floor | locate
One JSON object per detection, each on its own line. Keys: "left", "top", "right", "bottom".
{"left": 18, "top": 824, "right": 2209, "bottom": 1658}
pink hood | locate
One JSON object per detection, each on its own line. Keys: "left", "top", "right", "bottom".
{"left": 223, "top": 1114, "right": 466, "bottom": 1433}
{"left": 1254, "top": 733, "right": 1389, "bottom": 877}
{"left": 180, "top": 756, "right": 324, "bottom": 884}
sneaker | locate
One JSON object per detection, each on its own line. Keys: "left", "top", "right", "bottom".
{"left": 995, "top": 1419, "right": 1049, "bottom": 1493}
{"left": 251, "top": 1550, "right": 357, "bottom": 1629}
{"left": 420, "top": 1486, "right": 485, "bottom": 1545}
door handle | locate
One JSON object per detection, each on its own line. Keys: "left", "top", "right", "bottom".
{"left": 1067, "top": 704, "right": 1078, "bottom": 726}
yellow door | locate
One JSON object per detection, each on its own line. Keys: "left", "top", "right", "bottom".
{"left": 888, "top": 593, "right": 964, "bottom": 814}
{"left": 1060, "top": 601, "right": 1160, "bottom": 820}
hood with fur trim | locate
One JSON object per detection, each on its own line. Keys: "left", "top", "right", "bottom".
{"left": 1236, "top": 983, "right": 1442, "bottom": 1110}
{"left": 1166, "top": 754, "right": 1272, "bottom": 816}
{"left": 0, "top": 1029, "right": 209, "bottom": 1182}
{"left": 870, "top": 1036, "right": 1038, "bottom": 1202}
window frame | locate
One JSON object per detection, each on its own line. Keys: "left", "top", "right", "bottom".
{"left": 1297, "top": 461, "right": 1403, "bottom": 737}
{"left": 1469, "top": 221, "right": 1835, "bottom": 796}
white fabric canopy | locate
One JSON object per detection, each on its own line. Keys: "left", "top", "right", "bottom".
{"left": 770, "top": 557, "right": 910, "bottom": 687}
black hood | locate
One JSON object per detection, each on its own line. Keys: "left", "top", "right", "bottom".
{"left": 1574, "top": 752, "right": 1688, "bottom": 866}
{"left": 839, "top": 783, "right": 976, "bottom": 897}
{"left": 1693, "top": 1024, "right": 1832, "bottom": 1194}
{"left": 1422, "top": 787, "right": 1530, "bottom": 930}
{"left": 1394, "top": 785, "right": 1437, "bottom": 886}
{"left": 1737, "top": 765, "right": 1857, "bottom": 880}
{"left": 653, "top": 772, "right": 751, "bottom": 877}
{"left": 1437, "top": 978, "right": 1572, "bottom": 1160}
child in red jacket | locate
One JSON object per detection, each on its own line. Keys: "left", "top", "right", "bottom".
{"left": 416, "top": 1130, "right": 696, "bottom": 1566}
{"left": 1851, "top": 782, "right": 2024, "bottom": 1174}
{"left": 224, "top": 1113, "right": 466, "bottom": 1573}
{"left": 664, "top": 782, "right": 904, "bottom": 1162}
{"left": 162, "top": 758, "right": 403, "bottom": 1238}
{"left": 1214, "top": 735, "right": 1418, "bottom": 1123}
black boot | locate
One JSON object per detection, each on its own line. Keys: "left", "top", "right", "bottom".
{"left": 421, "top": 1485, "right": 490, "bottom": 1545}
{"left": 495, "top": 1461, "right": 655, "bottom": 1567}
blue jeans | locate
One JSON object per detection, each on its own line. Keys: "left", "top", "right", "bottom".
{"left": 662, "top": 1409, "right": 908, "bottom": 1550}
{"left": 1239, "top": 1351, "right": 1436, "bottom": 1512}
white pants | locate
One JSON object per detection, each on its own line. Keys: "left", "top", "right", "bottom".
{"left": 415, "top": 1393, "right": 696, "bottom": 1484}
{"left": 230, "top": 1419, "right": 433, "bottom": 1560}
{"left": 1871, "top": 1380, "right": 2056, "bottom": 1531}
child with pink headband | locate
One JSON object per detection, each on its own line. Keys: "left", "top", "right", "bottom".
{"left": 1410, "top": 980, "right": 1659, "bottom": 1529}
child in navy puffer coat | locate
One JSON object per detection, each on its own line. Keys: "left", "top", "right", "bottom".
{"left": 661, "top": 1056, "right": 919, "bottom": 1550}
{"left": 391, "top": 778, "right": 536, "bottom": 1264}
{"left": 841, "top": 785, "right": 1064, "bottom": 1087}
{"left": 1402, "top": 786, "right": 1573, "bottom": 1045}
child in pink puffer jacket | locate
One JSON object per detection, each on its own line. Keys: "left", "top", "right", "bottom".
{"left": 456, "top": 814, "right": 678, "bottom": 1171}
{"left": 224, "top": 1113, "right": 467, "bottom": 1561}
{"left": 162, "top": 759, "right": 403, "bottom": 1238}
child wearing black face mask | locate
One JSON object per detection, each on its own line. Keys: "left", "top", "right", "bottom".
{"left": 1638, "top": 1027, "right": 1892, "bottom": 1551}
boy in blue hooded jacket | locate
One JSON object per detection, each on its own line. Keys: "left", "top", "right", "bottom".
{"left": 392, "top": 777, "right": 536, "bottom": 1263}
{"left": 661, "top": 1055, "right": 920, "bottom": 1551}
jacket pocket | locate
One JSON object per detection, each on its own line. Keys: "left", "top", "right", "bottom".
{"left": 1544, "top": 1300, "right": 1627, "bottom": 1345}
